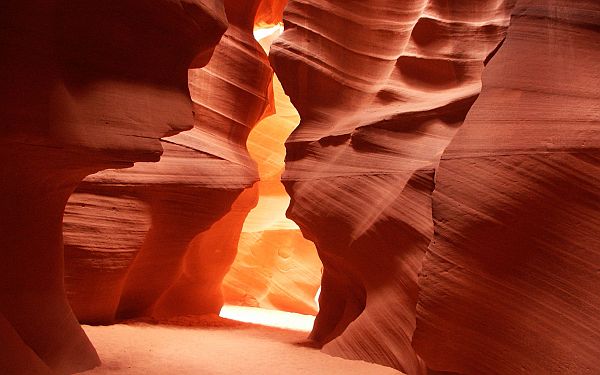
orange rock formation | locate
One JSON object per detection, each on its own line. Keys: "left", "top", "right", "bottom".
{"left": 223, "top": 74, "right": 322, "bottom": 315}
{"left": 64, "top": 0, "right": 321, "bottom": 325}
{"left": 63, "top": 0, "right": 274, "bottom": 323}
{"left": 2, "top": 0, "right": 598, "bottom": 374}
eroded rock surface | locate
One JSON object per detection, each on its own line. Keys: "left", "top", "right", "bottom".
{"left": 63, "top": 0, "right": 274, "bottom": 323}
{"left": 0, "top": 1, "right": 227, "bottom": 373}
{"left": 413, "top": 1, "right": 600, "bottom": 373}
{"left": 270, "top": 1, "right": 515, "bottom": 373}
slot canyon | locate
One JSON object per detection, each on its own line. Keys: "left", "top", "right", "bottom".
{"left": 0, "top": 1, "right": 598, "bottom": 374}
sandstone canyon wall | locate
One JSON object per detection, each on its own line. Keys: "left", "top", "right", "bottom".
{"left": 64, "top": 0, "right": 322, "bottom": 323}
{"left": 413, "top": 1, "right": 600, "bottom": 374}
{"left": 3, "top": 0, "right": 598, "bottom": 374}
{"left": 63, "top": 0, "right": 275, "bottom": 323}
{"left": 0, "top": 1, "right": 227, "bottom": 373}
{"left": 270, "top": 1, "right": 516, "bottom": 373}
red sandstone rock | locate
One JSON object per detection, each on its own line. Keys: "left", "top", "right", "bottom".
{"left": 0, "top": 1, "right": 226, "bottom": 373}
{"left": 63, "top": 0, "right": 274, "bottom": 323}
{"left": 154, "top": 186, "right": 260, "bottom": 318}
{"left": 5, "top": 0, "right": 595, "bottom": 373}
{"left": 64, "top": 194, "right": 151, "bottom": 324}
{"left": 413, "top": 1, "right": 600, "bottom": 373}
{"left": 270, "top": 1, "right": 514, "bottom": 373}
{"left": 0, "top": 313, "right": 55, "bottom": 375}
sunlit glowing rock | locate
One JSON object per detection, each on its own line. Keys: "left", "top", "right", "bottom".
{"left": 224, "top": 229, "right": 321, "bottom": 315}
{"left": 221, "top": 72, "right": 323, "bottom": 316}
{"left": 255, "top": 24, "right": 284, "bottom": 53}
{"left": 255, "top": 0, "right": 288, "bottom": 27}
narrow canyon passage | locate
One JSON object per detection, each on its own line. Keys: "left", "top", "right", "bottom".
{"left": 2, "top": 1, "right": 597, "bottom": 374}
{"left": 219, "top": 25, "right": 322, "bottom": 324}
{"left": 77, "top": 24, "right": 379, "bottom": 375}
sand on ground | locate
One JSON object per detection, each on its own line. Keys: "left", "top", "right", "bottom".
{"left": 79, "top": 311, "right": 403, "bottom": 375}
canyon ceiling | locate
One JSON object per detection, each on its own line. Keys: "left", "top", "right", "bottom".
{"left": 0, "top": 0, "right": 598, "bottom": 374}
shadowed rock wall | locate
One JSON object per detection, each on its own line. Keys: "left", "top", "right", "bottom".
{"left": 273, "top": 0, "right": 599, "bottom": 374}
{"left": 63, "top": 0, "right": 274, "bottom": 323}
{"left": 270, "top": 0, "right": 515, "bottom": 373}
{"left": 413, "top": 1, "right": 600, "bottom": 373}
{"left": 0, "top": 1, "right": 227, "bottom": 373}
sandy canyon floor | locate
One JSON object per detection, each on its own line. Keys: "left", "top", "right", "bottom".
{"left": 79, "top": 307, "right": 402, "bottom": 375}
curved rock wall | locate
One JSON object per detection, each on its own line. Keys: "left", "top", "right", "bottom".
{"left": 270, "top": 1, "right": 515, "bottom": 373}
{"left": 0, "top": 1, "right": 227, "bottom": 373}
{"left": 4, "top": 0, "right": 597, "bottom": 373}
{"left": 413, "top": 1, "right": 600, "bottom": 374}
{"left": 63, "top": 0, "right": 274, "bottom": 323}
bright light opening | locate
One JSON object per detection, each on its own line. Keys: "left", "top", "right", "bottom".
{"left": 220, "top": 306, "right": 315, "bottom": 332}
{"left": 253, "top": 23, "right": 284, "bottom": 49}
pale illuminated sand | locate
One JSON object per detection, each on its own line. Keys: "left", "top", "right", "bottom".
{"left": 79, "top": 308, "right": 402, "bottom": 375}
{"left": 219, "top": 305, "right": 315, "bottom": 331}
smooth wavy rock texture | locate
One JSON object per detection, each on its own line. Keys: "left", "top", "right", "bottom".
{"left": 64, "top": 193, "right": 152, "bottom": 324}
{"left": 0, "top": 1, "right": 227, "bottom": 373}
{"left": 413, "top": 1, "right": 600, "bottom": 374}
{"left": 222, "top": 72, "right": 323, "bottom": 316}
{"left": 270, "top": 0, "right": 515, "bottom": 373}
{"left": 63, "top": 0, "right": 274, "bottom": 324}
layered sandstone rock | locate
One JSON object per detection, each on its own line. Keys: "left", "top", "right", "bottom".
{"left": 413, "top": 1, "right": 600, "bottom": 373}
{"left": 64, "top": 193, "right": 152, "bottom": 324}
{"left": 225, "top": 229, "right": 321, "bottom": 314}
{"left": 0, "top": 1, "right": 227, "bottom": 373}
{"left": 222, "top": 74, "right": 322, "bottom": 314}
{"left": 63, "top": 0, "right": 274, "bottom": 323}
{"left": 270, "top": 1, "right": 514, "bottom": 373}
